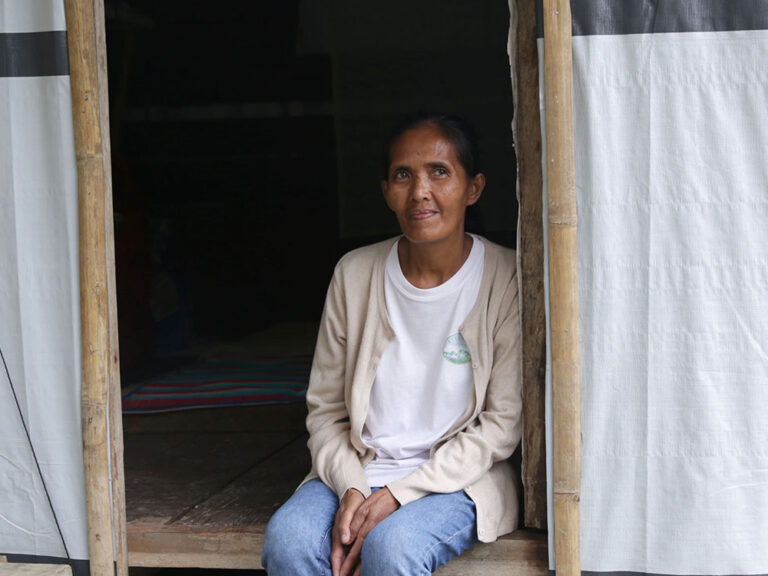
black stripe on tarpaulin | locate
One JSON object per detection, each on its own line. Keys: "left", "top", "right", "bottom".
{"left": 536, "top": 0, "right": 545, "bottom": 40}
{"left": 548, "top": 571, "right": 768, "bottom": 576}
{"left": 0, "top": 31, "right": 69, "bottom": 77}
{"left": 536, "top": 0, "right": 768, "bottom": 37}
{"left": 2, "top": 554, "right": 90, "bottom": 576}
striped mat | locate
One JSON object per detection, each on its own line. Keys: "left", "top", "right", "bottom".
{"left": 122, "top": 356, "right": 312, "bottom": 413}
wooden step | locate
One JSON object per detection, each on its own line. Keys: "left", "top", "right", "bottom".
{"left": 435, "top": 531, "right": 548, "bottom": 575}
{"left": 0, "top": 562, "right": 72, "bottom": 576}
{"left": 128, "top": 528, "right": 548, "bottom": 573}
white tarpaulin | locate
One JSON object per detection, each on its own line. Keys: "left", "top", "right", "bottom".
{"left": 543, "top": 2, "right": 768, "bottom": 574}
{"left": 0, "top": 0, "right": 89, "bottom": 571}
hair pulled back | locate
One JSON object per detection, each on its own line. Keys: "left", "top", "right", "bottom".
{"left": 384, "top": 112, "right": 482, "bottom": 179}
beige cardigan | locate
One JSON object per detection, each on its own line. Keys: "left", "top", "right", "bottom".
{"left": 302, "top": 236, "right": 522, "bottom": 542}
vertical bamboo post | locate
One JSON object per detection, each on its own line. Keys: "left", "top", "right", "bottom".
{"left": 542, "top": 0, "right": 581, "bottom": 574}
{"left": 65, "top": 1, "right": 128, "bottom": 574}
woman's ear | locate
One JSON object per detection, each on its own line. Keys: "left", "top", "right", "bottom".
{"left": 467, "top": 173, "right": 486, "bottom": 206}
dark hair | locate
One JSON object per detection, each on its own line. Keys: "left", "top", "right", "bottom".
{"left": 383, "top": 112, "right": 482, "bottom": 179}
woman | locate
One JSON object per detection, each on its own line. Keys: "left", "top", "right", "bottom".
{"left": 262, "top": 113, "right": 522, "bottom": 576}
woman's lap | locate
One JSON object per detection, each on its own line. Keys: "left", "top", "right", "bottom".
{"left": 262, "top": 478, "right": 478, "bottom": 576}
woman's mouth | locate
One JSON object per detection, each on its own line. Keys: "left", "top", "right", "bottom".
{"left": 409, "top": 210, "right": 438, "bottom": 221}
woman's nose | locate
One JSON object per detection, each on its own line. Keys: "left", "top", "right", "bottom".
{"left": 410, "top": 175, "right": 431, "bottom": 201}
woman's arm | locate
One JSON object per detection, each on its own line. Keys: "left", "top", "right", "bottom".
{"left": 307, "top": 265, "right": 380, "bottom": 576}
{"left": 386, "top": 270, "right": 522, "bottom": 506}
{"left": 306, "top": 268, "right": 371, "bottom": 499}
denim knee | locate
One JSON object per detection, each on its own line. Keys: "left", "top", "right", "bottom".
{"left": 261, "top": 479, "right": 338, "bottom": 575}
{"left": 361, "top": 522, "right": 429, "bottom": 576}
{"left": 262, "top": 511, "right": 297, "bottom": 572}
{"left": 262, "top": 502, "right": 331, "bottom": 575}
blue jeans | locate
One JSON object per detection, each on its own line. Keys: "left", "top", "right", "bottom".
{"left": 262, "top": 478, "right": 478, "bottom": 575}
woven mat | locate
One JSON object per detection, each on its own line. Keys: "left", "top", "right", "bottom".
{"left": 122, "top": 356, "right": 311, "bottom": 414}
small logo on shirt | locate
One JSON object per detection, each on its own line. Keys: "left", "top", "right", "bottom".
{"left": 442, "top": 333, "right": 471, "bottom": 365}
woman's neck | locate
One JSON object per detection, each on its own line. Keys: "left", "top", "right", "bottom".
{"left": 397, "top": 233, "right": 473, "bottom": 289}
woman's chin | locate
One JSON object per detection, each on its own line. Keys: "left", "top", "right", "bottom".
{"left": 400, "top": 231, "right": 464, "bottom": 248}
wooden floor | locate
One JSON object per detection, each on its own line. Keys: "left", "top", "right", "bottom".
{"left": 124, "top": 401, "right": 547, "bottom": 574}
{"left": 123, "top": 324, "right": 547, "bottom": 574}
{"left": 124, "top": 403, "right": 310, "bottom": 569}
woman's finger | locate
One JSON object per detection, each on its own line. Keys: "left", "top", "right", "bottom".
{"left": 347, "top": 500, "right": 370, "bottom": 538}
{"left": 354, "top": 488, "right": 400, "bottom": 537}
{"left": 330, "top": 536, "right": 346, "bottom": 576}
{"left": 341, "top": 491, "right": 401, "bottom": 576}
{"left": 339, "top": 533, "right": 364, "bottom": 576}
{"left": 337, "top": 489, "right": 364, "bottom": 544}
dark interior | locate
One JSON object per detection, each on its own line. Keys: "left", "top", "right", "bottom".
{"left": 106, "top": 0, "right": 517, "bottom": 382}
{"left": 107, "top": 4, "right": 522, "bottom": 571}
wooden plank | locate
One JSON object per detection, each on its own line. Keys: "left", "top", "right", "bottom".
{"left": 435, "top": 531, "right": 548, "bottom": 576}
{"left": 96, "top": 0, "right": 129, "bottom": 569}
{"left": 124, "top": 431, "right": 302, "bottom": 524}
{"left": 438, "top": 564, "right": 544, "bottom": 576}
{"left": 173, "top": 433, "right": 310, "bottom": 527}
{"left": 124, "top": 404, "right": 310, "bottom": 568}
{"left": 128, "top": 527, "right": 546, "bottom": 572}
{"left": 542, "top": 0, "right": 581, "bottom": 574}
{"left": 0, "top": 564, "right": 72, "bottom": 575}
{"left": 64, "top": 1, "right": 122, "bottom": 573}
{"left": 127, "top": 529, "right": 265, "bottom": 570}
{"left": 511, "top": 0, "right": 548, "bottom": 530}
{"left": 126, "top": 432, "right": 310, "bottom": 568}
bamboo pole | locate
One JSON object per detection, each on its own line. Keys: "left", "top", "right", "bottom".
{"left": 542, "top": 0, "right": 581, "bottom": 574}
{"left": 65, "top": 1, "right": 128, "bottom": 574}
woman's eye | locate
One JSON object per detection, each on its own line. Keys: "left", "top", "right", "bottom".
{"left": 433, "top": 167, "right": 448, "bottom": 176}
{"left": 394, "top": 169, "right": 408, "bottom": 180}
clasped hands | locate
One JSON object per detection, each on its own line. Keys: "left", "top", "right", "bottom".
{"left": 330, "top": 486, "right": 400, "bottom": 576}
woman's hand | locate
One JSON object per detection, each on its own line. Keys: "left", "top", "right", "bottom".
{"left": 338, "top": 487, "right": 400, "bottom": 576}
{"left": 331, "top": 488, "right": 365, "bottom": 576}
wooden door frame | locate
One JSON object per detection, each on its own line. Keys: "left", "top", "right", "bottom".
{"left": 511, "top": 0, "right": 548, "bottom": 531}
{"left": 68, "top": 1, "right": 579, "bottom": 574}
{"left": 66, "top": 1, "right": 129, "bottom": 575}
{"left": 513, "top": 0, "right": 581, "bottom": 571}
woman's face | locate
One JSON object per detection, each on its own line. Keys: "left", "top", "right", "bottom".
{"left": 382, "top": 124, "right": 485, "bottom": 248}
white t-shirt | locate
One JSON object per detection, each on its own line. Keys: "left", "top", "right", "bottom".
{"left": 362, "top": 235, "right": 485, "bottom": 487}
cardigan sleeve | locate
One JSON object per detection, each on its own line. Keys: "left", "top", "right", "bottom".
{"left": 386, "top": 266, "right": 522, "bottom": 505}
{"left": 305, "top": 266, "right": 372, "bottom": 499}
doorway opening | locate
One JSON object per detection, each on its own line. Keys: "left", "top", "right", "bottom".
{"left": 106, "top": 0, "right": 519, "bottom": 568}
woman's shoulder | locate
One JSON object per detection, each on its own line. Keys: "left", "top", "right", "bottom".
{"left": 335, "top": 236, "right": 399, "bottom": 274}
{"left": 475, "top": 235, "right": 517, "bottom": 277}
{"left": 334, "top": 236, "right": 399, "bottom": 283}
